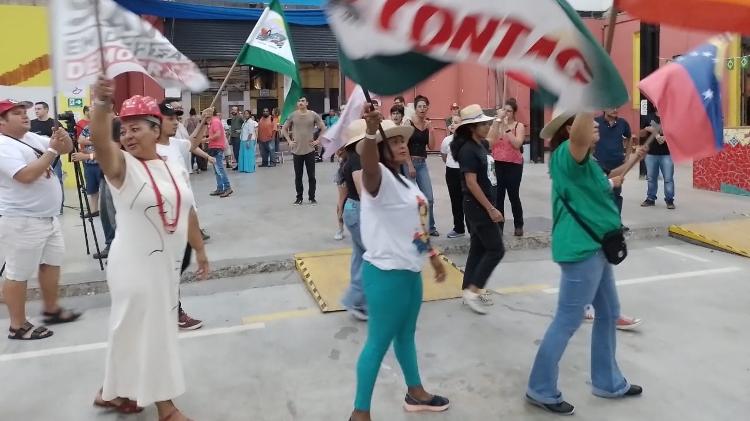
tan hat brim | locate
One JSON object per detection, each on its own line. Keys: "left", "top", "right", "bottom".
{"left": 540, "top": 112, "right": 576, "bottom": 140}
{"left": 456, "top": 114, "right": 494, "bottom": 128}
{"left": 355, "top": 125, "right": 414, "bottom": 155}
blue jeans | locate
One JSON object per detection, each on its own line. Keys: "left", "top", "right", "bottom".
{"left": 259, "top": 140, "right": 275, "bottom": 166}
{"left": 342, "top": 200, "right": 367, "bottom": 312}
{"left": 645, "top": 154, "right": 674, "bottom": 202}
{"left": 527, "top": 251, "right": 630, "bottom": 403}
{"left": 209, "top": 148, "right": 231, "bottom": 191}
{"left": 99, "top": 177, "right": 116, "bottom": 247}
{"left": 403, "top": 158, "right": 435, "bottom": 231}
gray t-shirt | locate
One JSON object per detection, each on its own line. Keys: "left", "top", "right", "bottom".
{"left": 286, "top": 110, "right": 324, "bottom": 156}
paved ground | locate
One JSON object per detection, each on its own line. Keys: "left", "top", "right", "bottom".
{"left": 0, "top": 237, "right": 748, "bottom": 420}
{"left": 47, "top": 155, "right": 750, "bottom": 286}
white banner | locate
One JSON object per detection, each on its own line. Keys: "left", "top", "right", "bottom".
{"left": 51, "top": 0, "right": 209, "bottom": 93}
{"left": 320, "top": 85, "right": 369, "bottom": 158}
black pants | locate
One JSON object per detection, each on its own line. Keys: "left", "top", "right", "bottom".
{"left": 462, "top": 199, "right": 505, "bottom": 290}
{"left": 230, "top": 138, "right": 241, "bottom": 167}
{"left": 445, "top": 167, "right": 465, "bottom": 234}
{"left": 613, "top": 186, "right": 623, "bottom": 214}
{"left": 495, "top": 161, "right": 524, "bottom": 231}
{"left": 293, "top": 152, "right": 317, "bottom": 200}
{"left": 178, "top": 243, "right": 192, "bottom": 314}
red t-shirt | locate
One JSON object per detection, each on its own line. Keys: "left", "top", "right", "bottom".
{"left": 75, "top": 119, "right": 90, "bottom": 138}
{"left": 208, "top": 117, "right": 227, "bottom": 150}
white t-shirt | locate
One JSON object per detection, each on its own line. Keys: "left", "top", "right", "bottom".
{"left": 241, "top": 119, "right": 258, "bottom": 141}
{"left": 361, "top": 163, "right": 430, "bottom": 272}
{"left": 176, "top": 122, "right": 190, "bottom": 140}
{"left": 0, "top": 132, "right": 63, "bottom": 217}
{"left": 157, "top": 138, "right": 192, "bottom": 174}
{"left": 440, "top": 135, "right": 459, "bottom": 169}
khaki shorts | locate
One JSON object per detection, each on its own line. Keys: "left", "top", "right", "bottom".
{"left": 0, "top": 216, "right": 65, "bottom": 281}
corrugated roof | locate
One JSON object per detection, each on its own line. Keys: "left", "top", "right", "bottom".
{"left": 170, "top": 19, "right": 339, "bottom": 63}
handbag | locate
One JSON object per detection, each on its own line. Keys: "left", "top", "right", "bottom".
{"left": 554, "top": 184, "right": 627, "bottom": 265}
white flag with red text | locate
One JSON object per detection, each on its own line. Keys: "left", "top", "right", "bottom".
{"left": 51, "top": 0, "right": 208, "bottom": 93}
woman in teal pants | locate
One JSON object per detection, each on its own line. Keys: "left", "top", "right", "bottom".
{"left": 348, "top": 108, "right": 449, "bottom": 421}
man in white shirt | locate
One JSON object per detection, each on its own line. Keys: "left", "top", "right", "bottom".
{"left": 0, "top": 99, "right": 81, "bottom": 340}
{"left": 157, "top": 100, "right": 215, "bottom": 330}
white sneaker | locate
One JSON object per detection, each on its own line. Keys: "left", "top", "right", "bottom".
{"left": 334, "top": 229, "right": 345, "bottom": 241}
{"left": 478, "top": 290, "right": 494, "bottom": 306}
{"left": 462, "top": 290, "right": 488, "bottom": 315}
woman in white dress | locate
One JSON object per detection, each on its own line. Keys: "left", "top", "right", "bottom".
{"left": 88, "top": 76, "right": 209, "bottom": 421}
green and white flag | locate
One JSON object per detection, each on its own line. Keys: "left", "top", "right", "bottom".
{"left": 238, "top": 0, "right": 302, "bottom": 121}
{"left": 326, "top": 0, "right": 628, "bottom": 111}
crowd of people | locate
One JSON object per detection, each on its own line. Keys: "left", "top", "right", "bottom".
{"left": 0, "top": 78, "right": 681, "bottom": 418}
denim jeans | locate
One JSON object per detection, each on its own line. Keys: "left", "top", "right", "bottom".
{"left": 342, "top": 199, "right": 367, "bottom": 312}
{"left": 403, "top": 158, "right": 435, "bottom": 231}
{"left": 527, "top": 251, "right": 630, "bottom": 404}
{"left": 53, "top": 159, "right": 64, "bottom": 213}
{"left": 645, "top": 154, "right": 674, "bottom": 202}
{"left": 209, "top": 148, "right": 231, "bottom": 191}
{"left": 99, "top": 177, "right": 116, "bottom": 247}
{"left": 259, "top": 140, "right": 275, "bottom": 166}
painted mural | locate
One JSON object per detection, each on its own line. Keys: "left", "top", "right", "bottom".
{"left": 694, "top": 127, "right": 750, "bottom": 196}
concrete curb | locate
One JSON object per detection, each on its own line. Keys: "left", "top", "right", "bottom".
{"left": 22, "top": 225, "right": 670, "bottom": 301}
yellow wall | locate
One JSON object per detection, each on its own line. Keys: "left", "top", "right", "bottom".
{"left": 632, "top": 32, "right": 641, "bottom": 110}
{"left": 727, "top": 35, "right": 742, "bottom": 127}
{"left": 0, "top": 5, "right": 51, "bottom": 87}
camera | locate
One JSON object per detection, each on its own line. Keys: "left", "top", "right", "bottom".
{"left": 57, "top": 111, "right": 77, "bottom": 140}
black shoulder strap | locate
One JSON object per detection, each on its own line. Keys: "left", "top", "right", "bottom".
{"left": 5, "top": 135, "right": 61, "bottom": 168}
{"left": 550, "top": 155, "right": 602, "bottom": 244}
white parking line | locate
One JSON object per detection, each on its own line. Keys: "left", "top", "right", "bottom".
{"left": 542, "top": 267, "right": 741, "bottom": 294}
{"left": 0, "top": 322, "right": 266, "bottom": 363}
{"left": 655, "top": 246, "right": 712, "bottom": 263}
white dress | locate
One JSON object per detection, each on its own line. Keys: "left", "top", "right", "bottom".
{"left": 102, "top": 152, "right": 195, "bottom": 406}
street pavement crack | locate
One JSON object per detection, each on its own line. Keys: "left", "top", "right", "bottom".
{"left": 499, "top": 303, "right": 553, "bottom": 319}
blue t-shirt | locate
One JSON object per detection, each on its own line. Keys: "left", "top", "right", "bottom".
{"left": 594, "top": 116, "right": 631, "bottom": 171}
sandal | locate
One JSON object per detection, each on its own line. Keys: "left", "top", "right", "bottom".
{"left": 93, "top": 390, "right": 144, "bottom": 414}
{"left": 42, "top": 308, "right": 82, "bottom": 325}
{"left": 160, "top": 409, "right": 193, "bottom": 421}
{"left": 8, "top": 321, "right": 53, "bottom": 340}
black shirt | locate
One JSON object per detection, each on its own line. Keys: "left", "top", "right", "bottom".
{"left": 408, "top": 120, "right": 429, "bottom": 158}
{"left": 457, "top": 138, "right": 494, "bottom": 203}
{"left": 641, "top": 114, "right": 670, "bottom": 156}
{"left": 30, "top": 119, "right": 55, "bottom": 137}
{"left": 342, "top": 151, "right": 362, "bottom": 201}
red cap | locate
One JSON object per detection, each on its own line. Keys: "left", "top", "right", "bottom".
{"left": 119, "top": 95, "right": 162, "bottom": 123}
{"left": 0, "top": 99, "right": 33, "bottom": 116}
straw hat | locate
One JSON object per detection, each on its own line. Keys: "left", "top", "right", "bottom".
{"left": 355, "top": 120, "right": 414, "bottom": 155}
{"left": 342, "top": 119, "right": 367, "bottom": 149}
{"left": 456, "top": 104, "right": 494, "bottom": 128}
{"left": 540, "top": 109, "right": 577, "bottom": 140}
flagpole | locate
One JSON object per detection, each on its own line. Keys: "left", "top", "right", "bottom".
{"left": 93, "top": 0, "right": 107, "bottom": 75}
{"left": 605, "top": 6, "right": 619, "bottom": 54}
{"left": 209, "top": 58, "right": 240, "bottom": 109}
{"left": 361, "top": 89, "right": 388, "bottom": 141}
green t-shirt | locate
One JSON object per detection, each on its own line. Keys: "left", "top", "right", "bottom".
{"left": 550, "top": 141, "right": 621, "bottom": 263}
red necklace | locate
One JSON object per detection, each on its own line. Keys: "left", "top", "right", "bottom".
{"left": 138, "top": 159, "right": 181, "bottom": 234}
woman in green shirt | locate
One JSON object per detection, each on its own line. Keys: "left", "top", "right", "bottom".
{"left": 526, "top": 112, "right": 644, "bottom": 415}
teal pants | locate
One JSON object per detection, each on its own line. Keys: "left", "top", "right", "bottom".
{"left": 355, "top": 261, "right": 423, "bottom": 411}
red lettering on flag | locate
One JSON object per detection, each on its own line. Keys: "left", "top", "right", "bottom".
{"left": 556, "top": 48, "right": 593, "bottom": 84}
{"left": 493, "top": 20, "right": 532, "bottom": 59}
{"left": 411, "top": 5, "right": 454, "bottom": 49}
{"left": 524, "top": 36, "right": 558, "bottom": 60}
{"left": 380, "top": 0, "right": 413, "bottom": 31}
{"left": 449, "top": 15, "right": 500, "bottom": 54}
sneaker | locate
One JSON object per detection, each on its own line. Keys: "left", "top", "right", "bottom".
{"left": 220, "top": 188, "right": 234, "bottom": 198}
{"left": 309, "top": 199, "right": 318, "bottom": 205}
{"left": 478, "top": 290, "right": 494, "bottom": 306}
{"left": 210, "top": 189, "right": 223, "bottom": 196}
{"left": 403, "top": 393, "right": 450, "bottom": 413}
{"left": 93, "top": 246, "right": 109, "bottom": 260}
{"left": 429, "top": 228, "right": 440, "bottom": 237}
{"left": 641, "top": 199, "right": 656, "bottom": 207}
{"left": 462, "top": 290, "right": 488, "bottom": 315}
{"left": 293, "top": 198, "right": 303, "bottom": 205}
{"left": 200, "top": 229, "right": 211, "bottom": 241}
{"left": 178, "top": 309, "right": 203, "bottom": 330}
{"left": 616, "top": 315, "right": 642, "bottom": 331}
{"left": 334, "top": 229, "right": 345, "bottom": 241}
{"left": 666, "top": 201, "right": 676, "bottom": 210}
{"left": 346, "top": 307, "right": 368, "bottom": 321}
{"left": 525, "top": 394, "right": 575, "bottom": 416}
{"left": 624, "top": 385, "right": 643, "bottom": 397}
{"left": 446, "top": 230, "right": 465, "bottom": 239}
